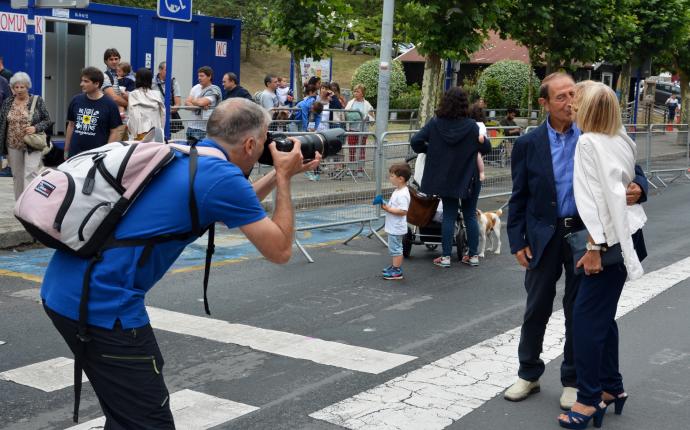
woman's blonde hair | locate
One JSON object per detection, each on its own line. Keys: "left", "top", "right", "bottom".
{"left": 353, "top": 83, "right": 366, "bottom": 97}
{"left": 575, "top": 82, "right": 621, "bottom": 136}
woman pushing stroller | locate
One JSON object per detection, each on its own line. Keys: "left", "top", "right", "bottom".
{"left": 411, "top": 87, "right": 491, "bottom": 268}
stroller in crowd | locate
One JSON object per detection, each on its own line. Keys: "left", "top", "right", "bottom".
{"left": 401, "top": 154, "right": 468, "bottom": 260}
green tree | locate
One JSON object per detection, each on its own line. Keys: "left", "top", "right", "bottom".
{"left": 350, "top": 59, "right": 407, "bottom": 107}
{"left": 657, "top": 2, "right": 690, "bottom": 123}
{"left": 267, "top": 0, "right": 350, "bottom": 99}
{"left": 399, "top": 1, "right": 505, "bottom": 124}
{"left": 476, "top": 60, "right": 539, "bottom": 110}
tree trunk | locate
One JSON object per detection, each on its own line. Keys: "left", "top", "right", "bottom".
{"left": 418, "top": 53, "right": 444, "bottom": 125}
{"left": 244, "top": 33, "right": 251, "bottom": 62}
{"left": 293, "top": 51, "right": 303, "bottom": 100}
{"left": 618, "top": 62, "right": 631, "bottom": 119}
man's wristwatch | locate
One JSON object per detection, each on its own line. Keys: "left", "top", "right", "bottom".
{"left": 586, "top": 242, "right": 602, "bottom": 251}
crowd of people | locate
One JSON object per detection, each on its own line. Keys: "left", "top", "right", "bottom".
{"left": 0, "top": 46, "right": 380, "bottom": 197}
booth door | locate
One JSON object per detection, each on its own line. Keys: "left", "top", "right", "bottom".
{"left": 87, "top": 24, "right": 131, "bottom": 72}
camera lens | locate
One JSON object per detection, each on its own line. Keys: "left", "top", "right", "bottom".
{"left": 259, "top": 128, "right": 345, "bottom": 166}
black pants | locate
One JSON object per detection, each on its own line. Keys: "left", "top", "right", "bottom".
{"left": 45, "top": 305, "right": 175, "bottom": 429}
{"left": 517, "top": 223, "right": 581, "bottom": 387}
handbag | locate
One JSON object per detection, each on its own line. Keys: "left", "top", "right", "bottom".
{"left": 406, "top": 185, "right": 440, "bottom": 227}
{"left": 565, "top": 229, "right": 624, "bottom": 275}
{"left": 22, "top": 96, "right": 47, "bottom": 151}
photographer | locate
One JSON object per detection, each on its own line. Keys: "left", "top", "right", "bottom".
{"left": 40, "top": 98, "right": 320, "bottom": 429}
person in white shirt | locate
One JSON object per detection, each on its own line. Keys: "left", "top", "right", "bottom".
{"left": 126, "top": 68, "right": 165, "bottom": 140}
{"left": 558, "top": 81, "right": 647, "bottom": 428}
{"left": 185, "top": 66, "right": 222, "bottom": 141}
{"left": 378, "top": 163, "right": 411, "bottom": 280}
{"left": 665, "top": 94, "right": 680, "bottom": 124}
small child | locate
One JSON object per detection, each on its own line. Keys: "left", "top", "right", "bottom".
{"left": 379, "top": 163, "right": 411, "bottom": 280}
{"left": 469, "top": 102, "right": 488, "bottom": 182}
{"left": 116, "top": 62, "right": 136, "bottom": 93}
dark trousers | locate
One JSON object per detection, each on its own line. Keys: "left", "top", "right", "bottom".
{"left": 44, "top": 305, "right": 175, "bottom": 429}
{"left": 517, "top": 224, "right": 580, "bottom": 387}
{"left": 573, "top": 263, "right": 627, "bottom": 406}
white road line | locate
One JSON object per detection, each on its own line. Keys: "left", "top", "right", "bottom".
{"left": 0, "top": 357, "right": 87, "bottom": 392}
{"left": 310, "top": 256, "right": 690, "bottom": 429}
{"left": 147, "top": 306, "right": 416, "bottom": 374}
{"left": 65, "top": 388, "right": 259, "bottom": 430}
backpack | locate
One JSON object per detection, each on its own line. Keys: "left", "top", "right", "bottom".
{"left": 15, "top": 139, "right": 225, "bottom": 423}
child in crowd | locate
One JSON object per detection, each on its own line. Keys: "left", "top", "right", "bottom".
{"left": 469, "top": 102, "right": 488, "bottom": 182}
{"left": 378, "top": 163, "right": 411, "bottom": 280}
{"left": 116, "top": 62, "right": 136, "bottom": 93}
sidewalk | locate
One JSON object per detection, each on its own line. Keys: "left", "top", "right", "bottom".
{"left": 0, "top": 178, "right": 31, "bottom": 248}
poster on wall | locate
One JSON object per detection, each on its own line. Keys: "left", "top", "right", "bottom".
{"left": 299, "top": 57, "right": 332, "bottom": 84}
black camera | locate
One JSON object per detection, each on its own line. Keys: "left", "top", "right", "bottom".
{"left": 258, "top": 128, "right": 344, "bottom": 166}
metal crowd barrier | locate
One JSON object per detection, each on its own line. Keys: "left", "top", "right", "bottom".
{"left": 646, "top": 124, "right": 690, "bottom": 188}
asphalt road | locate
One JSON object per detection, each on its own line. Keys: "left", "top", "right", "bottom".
{"left": 1, "top": 184, "right": 689, "bottom": 430}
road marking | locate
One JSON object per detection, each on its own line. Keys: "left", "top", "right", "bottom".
{"left": 147, "top": 306, "right": 416, "bottom": 374}
{"left": 0, "top": 268, "right": 43, "bottom": 283}
{"left": 310, "top": 256, "right": 690, "bottom": 429}
{"left": 65, "top": 389, "right": 259, "bottom": 430}
{"left": 0, "top": 357, "right": 87, "bottom": 392}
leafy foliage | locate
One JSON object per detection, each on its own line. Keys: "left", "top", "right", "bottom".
{"left": 390, "top": 84, "right": 422, "bottom": 110}
{"left": 351, "top": 59, "right": 407, "bottom": 108}
{"left": 476, "top": 61, "right": 539, "bottom": 109}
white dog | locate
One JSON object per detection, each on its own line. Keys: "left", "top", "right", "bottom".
{"left": 477, "top": 208, "right": 502, "bottom": 257}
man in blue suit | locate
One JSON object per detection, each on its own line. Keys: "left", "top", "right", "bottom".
{"left": 504, "top": 73, "right": 648, "bottom": 409}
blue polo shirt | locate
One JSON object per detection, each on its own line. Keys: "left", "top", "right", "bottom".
{"left": 41, "top": 139, "right": 266, "bottom": 329}
{"left": 546, "top": 117, "right": 580, "bottom": 217}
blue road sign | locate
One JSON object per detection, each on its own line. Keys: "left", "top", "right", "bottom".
{"left": 157, "top": 0, "right": 192, "bottom": 22}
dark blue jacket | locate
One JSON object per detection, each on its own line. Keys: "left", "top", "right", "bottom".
{"left": 507, "top": 122, "right": 649, "bottom": 268}
{"left": 224, "top": 85, "right": 253, "bottom": 101}
{"left": 411, "top": 116, "right": 490, "bottom": 199}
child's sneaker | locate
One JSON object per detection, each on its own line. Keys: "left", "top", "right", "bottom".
{"left": 433, "top": 256, "right": 451, "bottom": 268}
{"left": 383, "top": 267, "right": 403, "bottom": 280}
{"left": 382, "top": 265, "right": 394, "bottom": 274}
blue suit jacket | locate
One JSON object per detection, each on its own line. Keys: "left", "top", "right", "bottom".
{"left": 507, "top": 122, "right": 649, "bottom": 269}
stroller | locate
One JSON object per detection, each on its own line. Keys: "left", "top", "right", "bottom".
{"left": 401, "top": 154, "right": 468, "bottom": 260}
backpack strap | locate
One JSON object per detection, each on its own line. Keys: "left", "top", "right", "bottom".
{"left": 187, "top": 141, "right": 215, "bottom": 315}
{"left": 72, "top": 252, "right": 102, "bottom": 423}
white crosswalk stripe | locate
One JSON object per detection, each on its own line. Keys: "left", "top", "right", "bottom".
{"left": 0, "top": 357, "right": 87, "bottom": 392}
{"left": 65, "top": 389, "right": 259, "bottom": 430}
{"left": 147, "top": 306, "right": 417, "bottom": 374}
{"left": 309, "top": 256, "right": 690, "bottom": 429}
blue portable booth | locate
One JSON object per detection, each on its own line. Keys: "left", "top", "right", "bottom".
{"left": 0, "top": 0, "right": 241, "bottom": 133}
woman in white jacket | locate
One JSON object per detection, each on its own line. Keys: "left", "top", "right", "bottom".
{"left": 127, "top": 68, "right": 165, "bottom": 140}
{"left": 558, "top": 82, "right": 646, "bottom": 428}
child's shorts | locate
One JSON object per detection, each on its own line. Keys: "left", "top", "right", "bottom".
{"left": 388, "top": 234, "right": 404, "bottom": 257}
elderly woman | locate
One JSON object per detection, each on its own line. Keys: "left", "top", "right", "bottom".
{"left": 0, "top": 72, "right": 53, "bottom": 199}
{"left": 557, "top": 82, "right": 647, "bottom": 429}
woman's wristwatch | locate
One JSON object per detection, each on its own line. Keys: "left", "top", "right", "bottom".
{"left": 586, "top": 242, "right": 602, "bottom": 251}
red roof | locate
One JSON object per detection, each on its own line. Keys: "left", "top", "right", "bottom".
{"left": 396, "top": 31, "right": 530, "bottom": 65}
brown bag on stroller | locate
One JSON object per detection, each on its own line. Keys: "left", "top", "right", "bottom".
{"left": 406, "top": 186, "right": 440, "bottom": 227}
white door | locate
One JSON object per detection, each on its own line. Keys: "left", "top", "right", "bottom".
{"left": 154, "top": 37, "right": 194, "bottom": 118}
{"left": 87, "top": 24, "right": 131, "bottom": 70}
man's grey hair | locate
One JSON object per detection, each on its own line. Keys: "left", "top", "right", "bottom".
{"left": 158, "top": 61, "right": 166, "bottom": 71}
{"left": 10, "top": 72, "right": 31, "bottom": 89}
{"left": 206, "top": 98, "right": 272, "bottom": 146}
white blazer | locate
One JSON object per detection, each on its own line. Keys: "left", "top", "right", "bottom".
{"left": 573, "top": 129, "right": 647, "bottom": 280}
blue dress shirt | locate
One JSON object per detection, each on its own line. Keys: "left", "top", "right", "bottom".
{"left": 546, "top": 117, "right": 580, "bottom": 217}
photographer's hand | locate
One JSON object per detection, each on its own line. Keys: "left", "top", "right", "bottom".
{"left": 269, "top": 137, "right": 305, "bottom": 181}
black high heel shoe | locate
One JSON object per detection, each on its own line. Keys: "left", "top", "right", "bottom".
{"left": 603, "top": 392, "right": 628, "bottom": 415}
